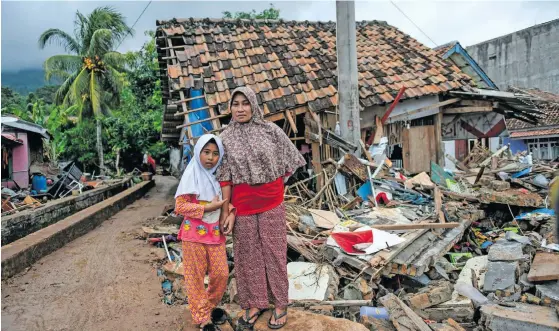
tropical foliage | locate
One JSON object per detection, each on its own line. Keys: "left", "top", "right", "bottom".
{"left": 38, "top": 6, "right": 133, "bottom": 173}
{"left": 223, "top": 4, "right": 280, "bottom": 20}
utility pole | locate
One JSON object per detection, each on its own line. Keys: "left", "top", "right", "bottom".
{"left": 336, "top": 0, "right": 361, "bottom": 156}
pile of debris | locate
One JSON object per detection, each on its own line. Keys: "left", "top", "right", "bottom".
{"left": 1, "top": 163, "right": 150, "bottom": 216}
{"left": 142, "top": 141, "right": 559, "bottom": 331}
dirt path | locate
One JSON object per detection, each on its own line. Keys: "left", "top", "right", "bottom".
{"left": 1, "top": 176, "right": 197, "bottom": 331}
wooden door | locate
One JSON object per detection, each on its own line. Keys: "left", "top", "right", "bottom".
{"left": 402, "top": 125, "right": 436, "bottom": 174}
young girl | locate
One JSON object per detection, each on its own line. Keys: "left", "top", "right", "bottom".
{"left": 175, "top": 134, "right": 235, "bottom": 331}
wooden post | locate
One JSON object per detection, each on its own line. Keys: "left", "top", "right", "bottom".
{"left": 434, "top": 111, "right": 444, "bottom": 166}
{"left": 312, "top": 143, "right": 323, "bottom": 190}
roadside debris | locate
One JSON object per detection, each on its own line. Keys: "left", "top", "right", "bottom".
{"left": 141, "top": 141, "right": 559, "bottom": 330}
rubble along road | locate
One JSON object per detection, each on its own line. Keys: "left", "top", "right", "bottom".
{"left": 1, "top": 176, "right": 198, "bottom": 331}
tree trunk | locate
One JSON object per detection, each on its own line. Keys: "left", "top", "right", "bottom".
{"left": 96, "top": 118, "right": 105, "bottom": 175}
{"left": 115, "top": 148, "right": 120, "bottom": 176}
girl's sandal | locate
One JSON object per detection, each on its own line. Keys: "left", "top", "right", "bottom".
{"left": 267, "top": 309, "right": 288, "bottom": 330}
{"left": 201, "top": 323, "right": 221, "bottom": 331}
{"left": 235, "top": 309, "right": 266, "bottom": 331}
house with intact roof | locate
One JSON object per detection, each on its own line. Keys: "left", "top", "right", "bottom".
{"left": 156, "top": 18, "right": 541, "bottom": 175}
{"left": 1, "top": 116, "right": 51, "bottom": 189}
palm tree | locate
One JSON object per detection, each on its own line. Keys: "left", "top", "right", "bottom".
{"left": 38, "top": 6, "right": 133, "bottom": 174}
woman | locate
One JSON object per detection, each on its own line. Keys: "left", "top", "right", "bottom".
{"left": 217, "top": 87, "right": 306, "bottom": 330}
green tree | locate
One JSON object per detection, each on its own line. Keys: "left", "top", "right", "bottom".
{"left": 223, "top": 4, "right": 280, "bottom": 20}
{"left": 38, "top": 6, "right": 133, "bottom": 174}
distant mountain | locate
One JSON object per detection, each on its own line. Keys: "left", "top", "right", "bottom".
{"left": 1, "top": 68, "right": 61, "bottom": 95}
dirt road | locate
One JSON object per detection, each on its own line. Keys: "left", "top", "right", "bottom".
{"left": 1, "top": 176, "right": 197, "bottom": 331}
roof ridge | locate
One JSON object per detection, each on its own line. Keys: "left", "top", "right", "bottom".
{"left": 156, "top": 17, "right": 389, "bottom": 27}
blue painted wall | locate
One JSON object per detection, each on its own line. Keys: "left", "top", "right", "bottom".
{"left": 503, "top": 137, "right": 528, "bottom": 154}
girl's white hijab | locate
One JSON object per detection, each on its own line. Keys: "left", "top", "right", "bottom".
{"left": 175, "top": 134, "right": 224, "bottom": 202}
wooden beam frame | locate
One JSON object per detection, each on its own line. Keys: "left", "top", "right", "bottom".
{"left": 388, "top": 98, "right": 461, "bottom": 122}
{"left": 443, "top": 106, "right": 493, "bottom": 114}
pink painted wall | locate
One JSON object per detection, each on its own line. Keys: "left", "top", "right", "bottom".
{"left": 10, "top": 132, "right": 29, "bottom": 188}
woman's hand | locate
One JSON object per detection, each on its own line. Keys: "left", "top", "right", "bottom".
{"left": 205, "top": 195, "right": 228, "bottom": 212}
{"left": 222, "top": 212, "right": 236, "bottom": 235}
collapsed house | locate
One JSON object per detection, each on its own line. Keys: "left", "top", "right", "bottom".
{"left": 155, "top": 18, "right": 544, "bottom": 175}
{"left": 151, "top": 18, "right": 559, "bottom": 331}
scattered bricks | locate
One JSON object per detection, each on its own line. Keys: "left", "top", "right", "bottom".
{"left": 483, "top": 261, "right": 519, "bottom": 292}
{"left": 490, "top": 180, "right": 510, "bottom": 191}
{"left": 479, "top": 303, "right": 559, "bottom": 331}
{"left": 490, "top": 284, "right": 521, "bottom": 303}
{"left": 488, "top": 240, "right": 524, "bottom": 262}
{"left": 407, "top": 281, "right": 453, "bottom": 309}
{"left": 360, "top": 315, "right": 396, "bottom": 331}
{"left": 536, "top": 281, "right": 559, "bottom": 306}
{"left": 528, "top": 252, "right": 559, "bottom": 282}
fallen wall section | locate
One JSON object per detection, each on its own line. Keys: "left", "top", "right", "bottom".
{"left": 1, "top": 180, "right": 154, "bottom": 279}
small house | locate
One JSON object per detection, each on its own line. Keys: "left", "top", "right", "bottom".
{"left": 1, "top": 116, "right": 50, "bottom": 189}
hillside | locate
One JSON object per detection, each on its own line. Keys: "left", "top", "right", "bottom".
{"left": 1, "top": 68, "right": 61, "bottom": 95}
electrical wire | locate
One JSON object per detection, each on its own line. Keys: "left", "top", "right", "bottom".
{"left": 390, "top": 0, "right": 438, "bottom": 47}
{"left": 116, "top": 0, "right": 153, "bottom": 50}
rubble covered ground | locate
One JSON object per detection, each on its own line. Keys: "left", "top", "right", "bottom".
{"left": 144, "top": 142, "right": 559, "bottom": 331}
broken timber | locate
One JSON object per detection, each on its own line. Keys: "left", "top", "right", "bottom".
{"left": 379, "top": 293, "right": 431, "bottom": 331}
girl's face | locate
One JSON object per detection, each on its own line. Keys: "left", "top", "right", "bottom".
{"left": 231, "top": 93, "right": 253, "bottom": 123}
{"left": 200, "top": 142, "right": 219, "bottom": 169}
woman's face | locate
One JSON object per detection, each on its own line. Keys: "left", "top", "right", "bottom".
{"left": 231, "top": 93, "right": 253, "bottom": 123}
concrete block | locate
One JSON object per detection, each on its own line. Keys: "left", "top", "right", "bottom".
{"left": 479, "top": 303, "right": 559, "bottom": 331}
{"left": 488, "top": 240, "right": 524, "bottom": 262}
{"left": 484, "top": 261, "right": 518, "bottom": 292}
{"left": 407, "top": 281, "right": 453, "bottom": 309}
{"left": 536, "top": 280, "right": 559, "bottom": 306}
{"left": 425, "top": 256, "right": 487, "bottom": 323}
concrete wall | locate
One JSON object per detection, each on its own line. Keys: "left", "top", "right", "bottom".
{"left": 1, "top": 179, "right": 133, "bottom": 245}
{"left": 466, "top": 19, "right": 559, "bottom": 93}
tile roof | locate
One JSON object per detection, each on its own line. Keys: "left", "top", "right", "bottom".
{"left": 509, "top": 128, "right": 559, "bottom": 138}
{"left": 505, "top": 87, "right": 559, "bottom": 131}
{"left": 156, "top": 18, "right": 472, "bottom": 114}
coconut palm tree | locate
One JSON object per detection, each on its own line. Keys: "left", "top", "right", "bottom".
{"left": 38, "top": 6, "right": 133, "bottom": 173}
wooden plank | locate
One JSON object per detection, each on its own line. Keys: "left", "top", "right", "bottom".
{"left": 309, "top": 111, "right": 322, "bottom": 146}
{"left": 176, "top": 114, "right": 229, "bottom": 128}
{"left": 434, "top": 111, "right": 444, "bottom": 166}
{"left": 174, "top": 105, "right": 210, "bottom": 116}
{"left": 359, "top": 139, "right": 374, "bottom": 163}
{"left": 373, "top": 116, "right": 384, "bottom": 144}
{"left": 443, "top": 106, "right": 493, "bottom": 114}
{"left": 311, "top": 143, "right": 322, "bottom": 190}
{"left": 285, "top": 110, "right": 298, "bottom": 134}
{"left": 371, "top": 223, "right": 459, "bottom": 230}
{"left": 379, "top": 293, "right": 431, "bottom": 331}
{"left": 170, "top": 94, "right": 205, "bottom": 105}
{"left": 388, "top": 98, "right": 461, "bottom": 122}
{"left": 402, "top": 126, "right": 436, "bottom": 174}
{"left": 480, "top": 145, "right": 509, "bottom": 167}
{"left": 458, "top": 99, "right": 493, "bottom": 107}
{"left": 434, "top": 187, "right": 446, "bottom": 223}
{"left": 527, "top": 252, "right": 559, "bottom": 282}
{"left": 445, "top": 154, "right": 470, "bottom": 172}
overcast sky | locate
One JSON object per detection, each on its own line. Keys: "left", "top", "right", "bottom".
{"left": 2, "top": 1, "right": 558, "bottom": 71}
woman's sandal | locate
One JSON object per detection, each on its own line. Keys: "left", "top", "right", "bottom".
{"left": 211, "top": 308, "right": 233, "bottom": 327}
{"left": 267, "top": 309, "right": 288, "bottom": 330}
{"left": 235, "top": 309, "right": 266, "bottom": 331}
